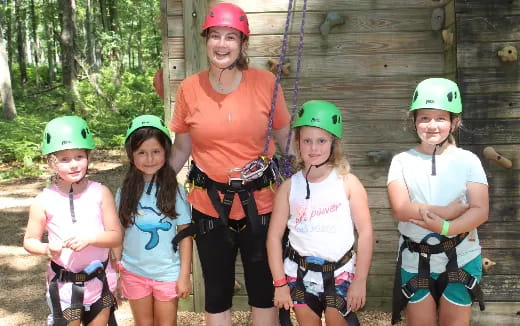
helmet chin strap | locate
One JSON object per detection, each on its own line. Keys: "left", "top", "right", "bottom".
{"left": 304, "top": 143, "right": 334, "bottom": 199}
{"left": 430, "top": 135, "right": 450, "bottom": 176}
{"left": 146, "top": 174, "right": 156, "bottom": 195}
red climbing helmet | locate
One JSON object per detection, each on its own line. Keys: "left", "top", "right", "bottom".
{"left": 201, "top": 3, "right": 250, "bottom": 36}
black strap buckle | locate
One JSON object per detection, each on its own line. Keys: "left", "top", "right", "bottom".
{"left": 401, "top": 283, "right": 415, "bottom": 299}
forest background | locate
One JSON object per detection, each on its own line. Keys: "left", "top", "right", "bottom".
{"left": 0, "top": 0, "right": 163, "bottom": 179}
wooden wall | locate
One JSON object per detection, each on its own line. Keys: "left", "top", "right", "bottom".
{"left": 160, "top": 0, "right": 480, "bottom": 313}
{"left": 455, "top": 0, "right": 520, "bottom": 323}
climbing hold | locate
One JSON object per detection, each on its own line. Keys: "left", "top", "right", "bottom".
{"left": 431, "top": 8, "right": 445, "bottom": 31}
{"left": 319, "top": 12, "right": 345, "bottom": 37}
{"left": 267, "top": 58, "right": 291, "bottom": 76}
{"left": 483, "top": 146, "right": 513, "bottom": 168}
{"left": 442, "top": 29, "right": 454, "bottom": 48}
{"left": 367, "top": 150, "right": 393, "bottom": 164}
{"left": 497, "top": 45, "right": 518, "bottom": 62}
{"left": 482, "top": 257, "right": 496, "bottom": 273}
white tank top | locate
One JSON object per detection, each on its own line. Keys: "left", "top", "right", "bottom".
{"left": 288, "top": 168, "right": 355, "bottom": 262}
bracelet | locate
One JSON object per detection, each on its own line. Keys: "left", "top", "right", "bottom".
{"left": 273, "top": 278, "right": 288, "bottom": 287}
{"left": 441, "top": 220, "right": 450, "bottom": 236}
{"left": 274, "top": 283, "right": 288, "bottom": 288}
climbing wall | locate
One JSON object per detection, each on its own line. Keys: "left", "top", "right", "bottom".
{"left": 456, "top": 0, "right": 520, "bottom": 322}
{"left": 162, "top": 0, "right": 461, "bottom": 313}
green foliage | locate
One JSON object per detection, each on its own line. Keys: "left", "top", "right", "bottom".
{"left": 0, "top": 66, "right": 164, "bottom": 179}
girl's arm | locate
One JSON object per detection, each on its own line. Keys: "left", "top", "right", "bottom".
{"left": 345, "top": 173, "right": 374, "bottom": 312}
{"left": 412, "top": 182, "right": 489, "bottom": 235}
{"left": 170, "top": 132, "right": 192, "bottom": 173}
{"left": 24, "top": 201, "right": 58, "bottom": 258}
{"left": 63, "top": 185, "right": 122, "bottom": 251}
{"left": 176, "top": 223, "right": 193, "bottom": 299}
{"left": 266, "top": 179, "right": 293, "bottom": 310}
{"left": 387, "top": 180, "right": 469, "bottom": 222}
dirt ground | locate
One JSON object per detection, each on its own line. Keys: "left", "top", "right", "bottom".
{"left": 0, "top": 150, "right": 401, "bottom": 325}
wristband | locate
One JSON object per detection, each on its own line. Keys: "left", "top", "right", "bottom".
{"left": 273, "top": 278, "right": 288, "bottom": 287}
{"left": 441, "top": 220, "right": 450, "bottom": 236}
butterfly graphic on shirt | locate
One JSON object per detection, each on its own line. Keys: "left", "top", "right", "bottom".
{"left": 134, "top": 203, "right": 172, "bottom": 250}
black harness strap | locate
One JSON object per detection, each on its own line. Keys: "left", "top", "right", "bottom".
{"left": 284, "top": 245, "right": 359, "bottom": 325}
{"left": 391, "top": 232, "right": 484, "bottom": 325}
{"left": 49, "top": 260, "right": 117, "bottom": 326}
{"left": 172, "top": 161, "right": 275, "bottom": 251}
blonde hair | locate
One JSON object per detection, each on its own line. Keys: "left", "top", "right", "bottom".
{"left": 46, "top": 149, "right": 91, "bottom": 184}
{"left": 293, "top": 128, "right": 351, "bottom": 176}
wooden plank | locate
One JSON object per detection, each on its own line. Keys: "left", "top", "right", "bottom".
{"left": 443, "top": 0, "right": 456, "bottom": 28}
{"left": 457, "top": 41, "right": 520, "bottom": 69}
{"left": 167, "top": 15, "right": 183, "bottom": 37}
{"left": 481, "top": 248, "right": 520, "bottom": 275}
{"left": 249, "top": 10, "right": 435, "bottom": 36}
{"left": 459, "top": 119, "right": 520, "bottom": 145}
{"left": 168, "top": 58, "right": 186, "bottom": 80}
{"left": 249, "top": 53, "right": 448, "bottom": 78}
{"left": 481, "top": 275, "right": 520, "bottom": 301}
{"left": 246, "top": 32, "right": 444, "bottom": 57}
{"left": 216, "top": 0, "right": 451, "bottom": 12}
{"left": 456, "top": 14, "right": 520, "bottom": 42}
{"left": 345, "top": 143, "right": 415, "bottom": 166}
{"left": 458, "top": 67, "right": 520, "bottom": 95}
{"left": 487, "top": 170, "right": 520, "bottom": 197}
{"left": 456, "top": 0, "right": 520, "bottom": 14}
{"left": 167, "top": 37, "right": 184, "bottom": 59}
{"left": 161, "top": 0, "right": 172, "bottom": 123}
{"left": 462, "top": 93, "right": 520, "bottom": 120}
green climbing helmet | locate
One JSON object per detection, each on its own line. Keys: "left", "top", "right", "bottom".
{"left": 410, "top": 78, "right": 462, "bottom": 114}
{"left": 125, "top": 114, "right": 171, "bottom": 143}
{"left": 293, "top": 100, "right": 343, "bottom": 138}
{"left": 42, "top": 116, "right": 95, "bottom": 155}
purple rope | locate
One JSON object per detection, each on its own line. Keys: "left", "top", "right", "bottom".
{"left": 280, "top": 0, "right": 308, "bottom": 179}
{"left": 262, "top": 0, "right": 294, "bottom": 157}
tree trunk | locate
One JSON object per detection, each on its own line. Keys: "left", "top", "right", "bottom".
{"left": 137, "top": 15, "right": 142, "bottom": 71}
{"left": 85, "top": 0, "right": 95, "bottom": 69}
{"left": 5, "top": 0, "right": 13, "bottom": 74}
{"left": 0, "top": 24, "right": 17, "bottom": 120}
{"left": 30, "top": 0, "right": 39, "bottom": 86}
{"left": 59, "top": 0, "right": 80, "bottom": 111}
{"left": 14, "top": 0, "right": 27, "bottom": 84}
{"left": 98, "top": 0, "right": 108, "bottom": 32}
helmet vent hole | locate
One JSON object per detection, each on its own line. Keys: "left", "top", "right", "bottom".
{"left": 298, "top": 108, "right": 304, "bottom": 117}
{"left": 332, "top": 115, "right": 339, "bottom": 124}
{"left": 81, "top": 129, "right": 87, "bottom": 139}
{"left": 210, "top": 11, "right": 214, "bottom": 17}
{"left": 240, "top": 15, "right": 245, "bottom": 21}
{"left": 46, "top": 133, "right": 51, "bottom": 144}
{"left": 413, "top": 91, "right": 419, "bottom": 102}
{"left": 447, "top": 92, "right": 453, "bottom": 102}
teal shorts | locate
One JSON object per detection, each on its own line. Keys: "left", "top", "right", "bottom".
{"left": 401, "top": 255, "right": 482, "bottom": 306}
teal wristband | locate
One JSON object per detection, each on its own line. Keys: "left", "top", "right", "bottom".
{"left": 441, "top": 220, "right": 450, "bottom": 236}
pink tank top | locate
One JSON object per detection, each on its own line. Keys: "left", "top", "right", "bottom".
{"left": 38, "top": 181, "right": 116, "bottom": 304}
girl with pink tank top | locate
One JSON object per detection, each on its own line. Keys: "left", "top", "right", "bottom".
{"left": 23, "top": 116, "right": 122, "bottom": 326}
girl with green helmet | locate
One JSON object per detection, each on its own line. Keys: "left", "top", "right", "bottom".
{"left": 24, "top": 116, "right": 122, "bottom": 326}
{"left": 387, "top": 78, "right": 489, "bottom": 325}
{"left": 267, "top": 100, "right": 374, "bottom": 326}
{"left": 112, "top": 115, "right": 193, "bottom": 325}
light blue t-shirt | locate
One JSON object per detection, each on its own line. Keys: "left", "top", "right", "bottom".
{"left": 116, "top": 184, "right": 191, "bottom": 281}
{"left": 387, "top": 147, "right": 488, "bottom": 273}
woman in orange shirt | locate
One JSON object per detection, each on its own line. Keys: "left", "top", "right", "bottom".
{"left": 169, "top": 3, "right": 291, "bottom": 326}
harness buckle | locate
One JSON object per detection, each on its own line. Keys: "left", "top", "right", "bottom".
{"left": 241, "top": 156, "right": 270, "bottom": 181}
{"left": 464, "top": 275, "right": 477, "bottom": 290}
{"left": 228, "top": 168, "right": 245, "bottom": 185}
{"left": 401, "top": 283, "right": 415, "bottom": 299}
{"left": 340, "top": 307, "right": 352, "bottom": 317}
{"left": 199, "top": 219, "right": 214, "bottom": 235}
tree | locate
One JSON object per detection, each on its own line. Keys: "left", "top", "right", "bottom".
{"left": 0, "top": 24, "right": 17, "bottom": 120}
{"left": 14, "top": 0, "right": 27, "bottom": 85}
{"left": 29, "top": 0, "right": 40, "bottom": 86}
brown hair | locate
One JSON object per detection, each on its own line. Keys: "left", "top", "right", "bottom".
{"left": 293, "top": 128, "right": 351, "bottom": 176}
{"left": 118, "top": 127, "right": 179, "bottom": 228}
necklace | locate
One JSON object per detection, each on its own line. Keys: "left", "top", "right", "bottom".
{"left": 209, "top": 70, "right": 242, "bottom": 94}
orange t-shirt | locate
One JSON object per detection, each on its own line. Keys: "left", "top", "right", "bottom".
{"left": 170, "top": 67, "right": 290, "bottom": 219}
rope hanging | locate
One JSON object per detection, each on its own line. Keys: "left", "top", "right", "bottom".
{"left": 262, "top": 0, "right": 308, "bottom": 181}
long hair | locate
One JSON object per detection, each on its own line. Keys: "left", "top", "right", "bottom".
{"left": 119, "top": 127, "right": 178, "bottom": 228}
{"left": 293, "top": 128, "right": 351, "bottom": 176}
{"left": 408, "top": 110, "right": 462, "bottom": 145}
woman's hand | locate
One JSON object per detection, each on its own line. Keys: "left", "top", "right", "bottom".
{"left": 273, "top": 285, "right": 293, "bottom": 311}
{"left": 63, "top": 234, "right": 95, "bottom": 252}
{"left": 346, "top": 278, "right": 366, "bottom": 312}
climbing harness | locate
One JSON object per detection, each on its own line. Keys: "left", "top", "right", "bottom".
{"left": 283, "top": 244, "right": 360, "bottom": 326}
{"left": 48, "top": 260, "right": 117, "bottom": 326}
{"left": 391, "top": 232, "right": 485, "bottom": 324}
